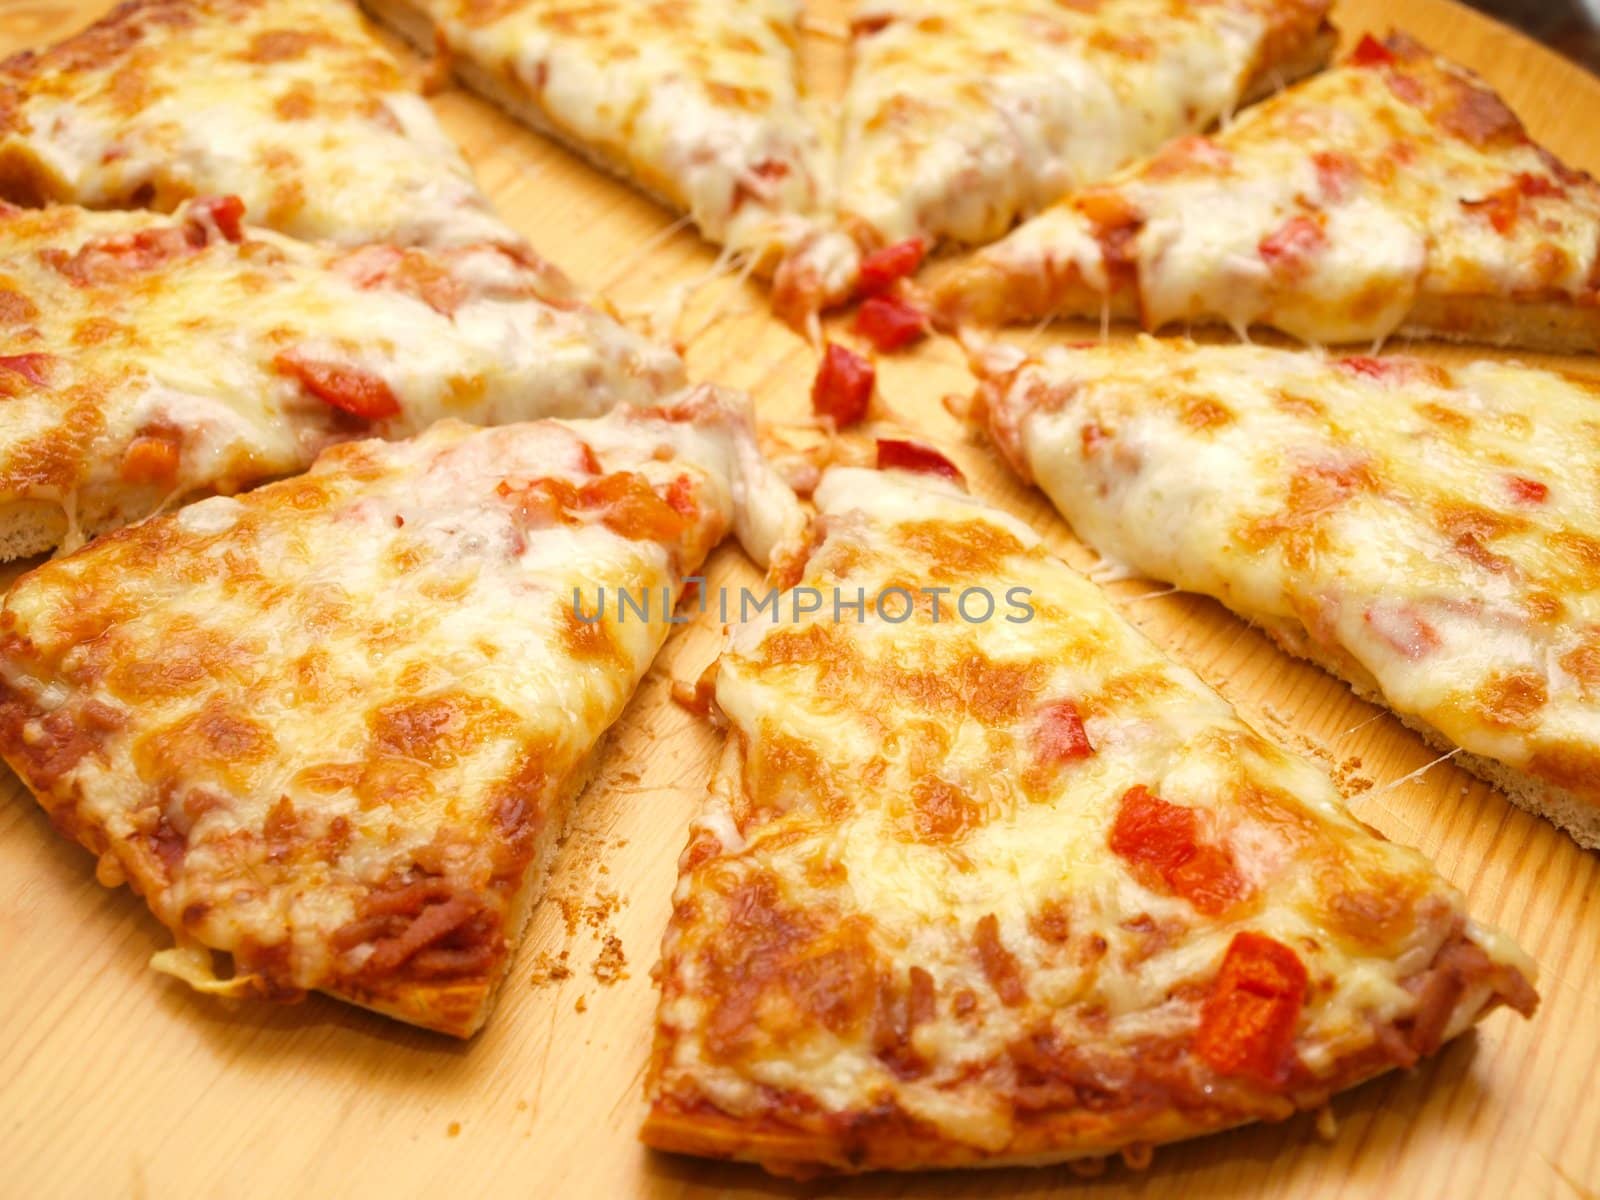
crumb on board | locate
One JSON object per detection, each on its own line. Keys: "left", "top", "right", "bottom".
{"left": 1315, "top": 1105, "right": 1339, "bottom": 1141}
{"left": 530, "top": 949, "right": 572, "bottom": 986}
{"left": 593, "top": 934, "right": 629, "bottom": 984}
{"left": 575, "top": 995, "right": 588, "bottom": 1013}
{"left": 551, "top": 890, "right": 626, "bottom": 937}
{"left": 447, "top": 1122, "right": 461, "bottom": 1138}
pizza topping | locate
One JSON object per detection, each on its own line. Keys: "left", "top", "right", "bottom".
{"left": 43, "top": 225, "right": 205, "bottom": 286}
{"left": 857, "top": 239, "right": 927, "bottom": 296}
{"left": 875, "top": 438, "right": 963, "bottom": 482}
{"left": 1079, "top": 189, "right": 1143, "bottom": 290}
{"left": 853, "top": 294, "right": 928, "bottom": 352}
{"left": 1312, "top": 150, "right": 1358, "bottom": 202}
{"left": 1348, "top": 33, "right": 1396, "bottom": 69}
{"left": 1363, "top": 601, "right": 1442, "bottom": 661}
{"left": 272, "top": 351, "right": 401, "bottom": 420}
{"left": 1336, "top": 355, "right": 1396, "bottom": 381}
{"left": 811, "top": 342, "right": 875, "bottom": 428}
{"left": 0, "top": 352, "right": 51, "bottom": 387}
{"left": 502, "top": 471, "right": 692, "bottom": 545}
{"left": 187, "top": 194, "right": 247, "bottom": 243}
{"left": 1109, "top": 785, "right": 1247, "bottom": 915}
{"left": 334, "top": 244, "right": 469, "bottom": 316}
{"left": 120, "top": 429, "right": 183, "bottom": 486}
{"left": 1195, "top": 931, "right": 1308, "bottom": 1086}
{"left": 1034, "top": 699, "right": 1094, "bottom": 764}
{"left": 1258, "top": 213, "right": 1326, "bottom": 275}
{"left": 973, "top": 913, "right": 1025, "bottom": 1006}
{"left": 1506, "top": 474, "right": 1549, "bottom": 505}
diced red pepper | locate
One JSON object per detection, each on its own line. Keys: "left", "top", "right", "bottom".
{"left": 1363, "top": 602, "right": 1442, "bottom": 661}
{"left": 1349, "top": 33, "right": 1396, "bottom": 67}
{"left": 273, "top": 351, "right": 401, "bottom": 420}
{"left": 1109, "top": 785, "right": 1246, "bottom": 916}
{"left": 1336, "top": 355, "right": 1395, "bottom": 380}
{"left": 853, "top": 294, "right": 928, "bottom": 352}
{"left": 187, "top": 195, "right": 247, "bottom": 243}
{"left": 875, "top": 437, "right": 963, "bottom": 482}
{"left": 1035, "top": 700, "right": 1093, "bottom": 764}
{"left": 0, "top": 352, "right": 52, "bottom": 387}
{"left": 1195, "top": 931, "right": 1308, "bottom": 1086}
{"left": 1517, "top": 172, "right": 1564, "bottom": 199}
{"left": 857, "top": 238, "right": 927, "bottom": 297}
{"left": 1258, "top": 213, "right": 1326, "bottom": 272}
{"left": 1506, "top": 474, "right": 1548, "bottom": 505}
{"left": 1312, "top": 150, "right": 1358, "bottom": 202}
{"left": 811, "top": 342, "right": 875, "bottom": 428}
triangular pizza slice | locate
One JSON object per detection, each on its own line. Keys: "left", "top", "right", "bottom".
{"left": 0, "top": 0, "right": 513, "bottom": 247}
{"left": 366, "top": 0, "right": 858, "bottom": 321}
{"left": 0, "top": 197, "right": 684, "bottom": 560}
{"left": 643, "top": 452, "right": 1535, "bottom": 1174}
{"left": 970, "top": 337, "right": 1600, "bottom": 848}
{"left": 933, "top": 32, "right": 1600, "bottom": 353}
{"left": 838, "top": 0, "right": 1333, "bottom": 256}
{"left": 0, "top": 387, "right": 802, "bottom": 1037}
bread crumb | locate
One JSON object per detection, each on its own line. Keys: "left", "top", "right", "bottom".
{"left": 447, "top": 1122, "right": 461, "bottom": 1138}
{"left": 530, "top": 949, "right": 571, "bottom": 986}
{"left": 593, "top": 933, "right": 629, "bottom": 984}
{"left": 575, "top": 995, "right": 588, "bottom": 1013}
{"left": 1315, "top": 1105, "right": 1338, "bottom": 1141}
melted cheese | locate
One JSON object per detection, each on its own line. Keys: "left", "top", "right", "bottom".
{"left": 414, "top": 0, "right": 857, "bottom": 302}
{"left": 980, "top": 338, "right": 1600, "bottom": 835}
{"left": 950, "top": 36, "right": 1600, "bottom": 342}
{"left": 0, "top": 201, "right": 685, "bottom": 556}
{"left": 0, "top": 0, "right": 511, "bottom": 246}
{"left": 838, "top": 0, "right": 1330, "bottom": 248}
{"left": 647, "top": 465, "right": 1532, "bottom": 1168}
{"left": 0, "top": 387, "right": 799, "bottom": 1035}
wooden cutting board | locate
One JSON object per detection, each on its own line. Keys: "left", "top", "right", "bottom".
{"left": 0, "top": 1, "right": 1596, "bottom": 1195}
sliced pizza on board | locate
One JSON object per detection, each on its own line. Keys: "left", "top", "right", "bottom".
{"left": 0, "top": 197, "right": 684, "bottom": 561}
{"left": 970, "top": 337, "right": 1600, "bottom": 848}
{"left": 365, "top": 0, "right": 858, "bottom": 323}
{"left": 838, "top": 0, "right": 1334, "bottom": 255}
{"left": 933, "top": 32, "right": 1600, "bottom": 353}
{"left": 644, "top": 454, "right": 1536, "bottom": 1175}
{"left": 0, "top": 0, "right": 513, "bottom": 248}
{"left": 0, "top": 388, "right": 802, "bottom": 1037}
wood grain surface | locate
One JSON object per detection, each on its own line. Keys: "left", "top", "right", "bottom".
{"left": 0, "top": 1, "right": 1596, "bottom": 1196}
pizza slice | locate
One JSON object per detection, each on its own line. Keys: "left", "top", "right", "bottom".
{"left": 0, "top": 387, "right": 802, "bottom": 1037}
{"left": 364, "top": 0, "right": 859, "bottom": 323}
{"left": 0, "top": 197, "right": 684, "bottom": 561}
{"left": 0, "top": 0, "right": 513, "bottom": 248}
{"left": 643, "top": 451, "right": 1535, "bottom": 1174}
{"left": 970, "top": 337, "right": 1600, "bottom": 848}
{"left": 838, "top": 0, "right": 1333, "bottom": 256}
{"left": 932, "top": 32, "right": 1600, "bottom": 353}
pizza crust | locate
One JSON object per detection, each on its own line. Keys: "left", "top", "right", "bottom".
{"left": 1258, "top": 616, "right": 1600, "bottom": 850}
{"left": 328, "top": 734, "right": 613, "bottom": 1037}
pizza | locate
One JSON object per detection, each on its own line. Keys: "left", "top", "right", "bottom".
{"left": 837, "top": 0, "right": 1334, "bottom": 254}
{"left": 932, "top": 32, "right": 1600, "bottom": 353}
{"left": 643, "top": 453, "right": 1536, "bottom": 1174}
{"left": 970, "top": 336, "right": 1600, "bottom": 848}
{"left": 0, "top": 196, "right": 684, "bottom": 561}
{"left": 0, "top": 0, "right": 514, "bottom": 248}
{"left": 0, "top": 387, "right": 802, "bottom": 1036}
{"left": 364, "top": 0, "right": 859, "bottom": 324}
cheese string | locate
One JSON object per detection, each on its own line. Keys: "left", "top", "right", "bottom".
{"left": 1369, "top": 747, "right": 1462, "bottom": 797}
{"left": 592, "top": 213, "right": 694, "bottom": 296}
